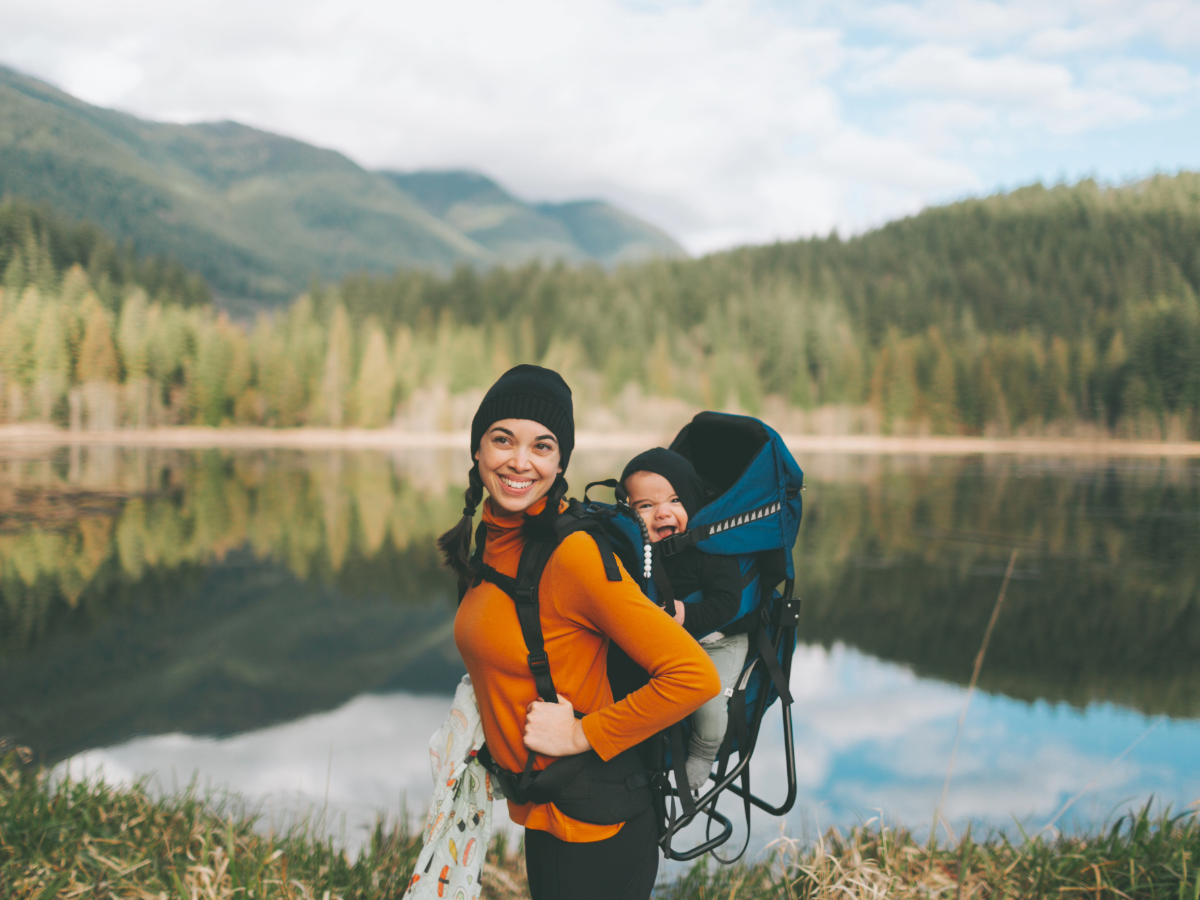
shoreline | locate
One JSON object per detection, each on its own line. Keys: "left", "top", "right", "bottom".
{"left": 0, "top": 424, "right": 1198, "bottom": 456}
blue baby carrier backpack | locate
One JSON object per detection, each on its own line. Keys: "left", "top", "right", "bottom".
{"left": 579, "top": 411, "right": 805, "bottom": 861}
{"left": 469, "top": 411, "right": 804, "bottom": 862}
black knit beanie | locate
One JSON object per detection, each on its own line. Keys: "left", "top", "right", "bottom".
{"left": 620, "top": 448, "right": 706, "bottom": 519}
{"left": 471, "top": 365, "right": 575, "bottom": 468}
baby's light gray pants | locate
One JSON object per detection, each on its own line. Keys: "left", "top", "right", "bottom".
{"left": 686, "top": 631, "right": 750, "bottom": 791}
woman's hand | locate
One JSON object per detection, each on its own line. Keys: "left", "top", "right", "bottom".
{"left": 671, "top": 601, "right": 686, "bottom": 626}
{"left": 524, "top": 694, "right": 592, "bottom": 757}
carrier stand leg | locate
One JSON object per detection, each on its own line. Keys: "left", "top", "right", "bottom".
{"left": 727, "top": 623, "right": 798, "bottom": 816}
{"left": 659, "top": 613, "right": 799, "bottom": 860}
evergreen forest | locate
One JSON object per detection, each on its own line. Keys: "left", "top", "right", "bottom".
{"left": 2, "top": 173, "right": 1199, "bottom": 439}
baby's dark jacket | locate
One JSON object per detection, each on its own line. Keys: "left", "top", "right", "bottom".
{"left": 660, "top": 544, "right": 748, "bottom": 638}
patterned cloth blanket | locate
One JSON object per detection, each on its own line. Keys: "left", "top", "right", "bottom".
{"left": 403, "top": 676, "right": 499, "bottom": 900}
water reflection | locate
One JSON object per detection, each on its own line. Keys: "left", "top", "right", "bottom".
{"left": 0, "top": 446, "right": 469, "bottom": 660}
{"left": 3, "top": 445, "right": 1198, "bottom": 845}
{"left": 58, "top": 644, "right": 1200, "bottom": 861}
{"left": 797, "top": 456, "right": 1200, "bottom": 717}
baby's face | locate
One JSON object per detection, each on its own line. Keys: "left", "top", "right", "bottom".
{"left": 624, "top": 471, "right": 689, "bottom": 542}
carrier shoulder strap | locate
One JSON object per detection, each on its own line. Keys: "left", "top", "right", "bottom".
{"left": 474, "top": 538, "right": 559, "bottom": 702}
{"left": 559, "top": 501, "right": 623, "bottom": 583}
{"left": 468, "top": 506, "right": 625, "bottom": 703}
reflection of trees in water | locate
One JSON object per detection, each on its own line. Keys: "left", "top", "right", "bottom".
{"left": 3, "top": 448, "right": 1198, "bottom": 718}
{"left": 798, "top": 456, "right": 1200, "bottom": 717}
{"left": 0, "top": 447, "right": 467, "bottom": 655}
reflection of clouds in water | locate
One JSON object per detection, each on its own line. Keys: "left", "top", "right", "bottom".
{"left": 666, "top": 644, "right": 1199, "bottom": 866}
{"left": 58, "top": 693, "right": 515, "bottom": 852}
{"left": 837, "top": 743, "right": 1134, "bottom": 829}
{"left": 58, "top": 642, "right": 1199, "bottom": 862}
{"left": 781, "top": 644, "right": 1196, "bottom": 840}
{"left": 793, "top": 644, "right": 963, "bottom": 749}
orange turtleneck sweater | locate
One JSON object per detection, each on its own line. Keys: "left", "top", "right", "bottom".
{"left": 454, "top": 496, "right": 720, "bottom": 843}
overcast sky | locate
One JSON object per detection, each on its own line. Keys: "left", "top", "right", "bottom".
{"left": 2, "top": 0, "right": 1199, "bottom": 253}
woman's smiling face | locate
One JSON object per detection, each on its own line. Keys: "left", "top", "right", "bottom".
{"left": 474, "top": 418, "right": 563, "bottom": 515}
{"left": 624, "top": 470, "right": 689, "bottom": 542}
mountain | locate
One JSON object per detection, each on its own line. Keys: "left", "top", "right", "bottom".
{"left": 383, "top": 170, "right": 685, "bottom": 268}
{"left": 0, "top": 65, "right": 684, "bottom": 302}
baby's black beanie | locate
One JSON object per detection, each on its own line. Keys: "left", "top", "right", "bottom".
{"left": 621, "top": 448, "right": 706, "bottom": 519}
{"left": 471, "top": 365, "right": 575, "bottom": 468}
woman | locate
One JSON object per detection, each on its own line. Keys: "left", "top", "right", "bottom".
{"left": 443, "top": 365, "right": 720, "bottom": 900}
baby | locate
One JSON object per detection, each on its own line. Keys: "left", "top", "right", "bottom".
{"left": 621, "top": 448, "right": 751, "bottom": 792}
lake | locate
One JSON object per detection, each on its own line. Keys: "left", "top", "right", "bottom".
{"left": 2, "top": 443, "right": 1198, "bottom": 862}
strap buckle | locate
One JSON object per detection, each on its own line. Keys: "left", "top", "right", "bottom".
{"left": 527, "top": 650, "right": 551, "bottom": 674}
{"left": 658, "top": 530, "right": 695, "bottom": 557}
{"left": 514, "top": 587, "right": 535, "bottom": 605}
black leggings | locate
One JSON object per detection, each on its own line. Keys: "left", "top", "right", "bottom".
{"left": 524, "top": 810, "right": 659, "bottom": 900}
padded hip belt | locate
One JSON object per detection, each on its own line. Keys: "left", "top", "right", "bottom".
{"left": 477, "top": 745, "right": 653, "bottom": 826}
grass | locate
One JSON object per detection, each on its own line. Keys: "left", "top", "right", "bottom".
{"left": 662, "top": 810, "right": 1200, "bottom": 899}
{"left": 3, "top": 746, "right": 1199, "bottom": 899}
{"left": 0, "top": 746, "right": 527, "bottom": 899}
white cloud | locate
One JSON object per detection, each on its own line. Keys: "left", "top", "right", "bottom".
{"left": 871, "top": 0, "right": 1065, "bottom": 45}
{"left": 1025, "top": 21, "right": 1141, "bottom": 56}
{"left": 806, "top": 126, "right": 981, "bottom": 190}
{"left": 1087, "top": 58, "right": 1196, "bottom": 96}
{"left": 875, "top": 45, "right": 1076, "bottom": 100}
{"left": 882, "top": 45, "right": 1145, "bottom": 124}
{"left": 891, "top": 100, "right": 1001, "bottom": 152}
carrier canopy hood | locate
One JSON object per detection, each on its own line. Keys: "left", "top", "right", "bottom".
{"left": 666, "top": 412, "right": 804, "bottom": 578}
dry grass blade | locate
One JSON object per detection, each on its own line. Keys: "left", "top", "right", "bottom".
{"left": 934, "top": 548, "right": 1018, "bottom": 840}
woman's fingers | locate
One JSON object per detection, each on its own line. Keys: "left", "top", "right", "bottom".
{"left": 524, "top": 696, "right": 574, "bottom": 731}
{"left": 523, "top": 695, "right": 589, "bottom": 756}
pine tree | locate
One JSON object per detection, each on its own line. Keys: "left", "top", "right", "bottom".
{"left": 76, "top": 300, "right": 119, "bottom": 384}
{"left": 192, "top": 317, "right": 234, "bottom": 426}
{"left": 926, "top": 330, "right": 959, "bottom": 434}
{"left": 76, "top": 299, "right": 120, "bottom": 429}
{"left": 117, "top": 289, "right": 150, "bottom": 383}
{"left": 353, "top": 320, "right": 395, "bottom": 428}
{"left": 316, "top": 303, "right": 352, "bottom": 427}
{"left": 32, "top": 300, "right": 69, "bottom": 421}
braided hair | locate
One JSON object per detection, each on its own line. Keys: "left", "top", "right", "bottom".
{"left": 522, "top": 472, "right": 569, "bottom": 543}
{"left": 437, "top": 463, "right": 485, "bottom": 584}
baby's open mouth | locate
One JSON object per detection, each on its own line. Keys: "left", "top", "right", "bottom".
{"left": 655, "top": 525, "right": 678, "bottom": 539}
